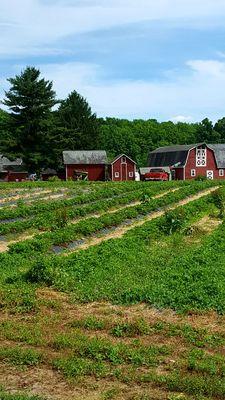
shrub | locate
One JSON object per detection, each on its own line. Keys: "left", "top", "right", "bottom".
{"left": 161, "top": 208, "right": 186, "bottom": 235}
{"left": 211, "top": 188, "right": 225, "bottom": 218}
{"left": 194, "top": 175, "right": 207, "bottom": 181}
{"left": 25, "top": 260, "right": 55, "bottom": 286}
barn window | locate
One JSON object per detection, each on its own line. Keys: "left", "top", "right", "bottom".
{"left": 196, "top": 148, "right": 207, "bottom": 167}
{"left": 121, "top": 157, "right": 126, "bottom": 163}
{"left": 115, "top": 172, "right": 119, "bottom": 178}
{"left": 219, "top": 169, "right": 224, "bottom": 177}
{"left": 129, "top": 172, "right": 133, "bottom": 178}
{"left": 191, "top": 169, "right": 196, "bottom": 177}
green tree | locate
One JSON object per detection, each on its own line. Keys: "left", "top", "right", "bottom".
{"left": 196, "top": 118, "right": 221, "bottom": 143}
{"left": 3, "top": 66, "right": 57, "bottom": 172}
{"left": 55, "top": 90, "right": 99, "bottom": 151}
{"left": 214, "top": 117, "right": 225, "bottom": 141}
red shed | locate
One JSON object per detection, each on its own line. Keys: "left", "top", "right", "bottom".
{"left": 148, "top": 143, "right": 225, "bottom": 180}
{"left": 0, "top": 155, "right": 28, "bottom": 182}
{"left": 110, "top": 154, "right": 136, "bottom": 181}
{"left": 63, "top": 150, "right": 107, "bottom": 181}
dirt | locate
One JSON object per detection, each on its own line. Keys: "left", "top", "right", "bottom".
{"left": 0, "top": 287, "right": 225, "bottom": 399}
{"left": 0, "top": 363, "right": 170, "bottom": 400}
{"left": 0, "top": 189, "right": 53, "bottom": 204}
{"left": 0, "top": 233, "right": 35, "bottom": 252}
{"left": 65, "top": 186, "right": 219, "bottom": 255}
{"left": 0, "top": 188, "right": 180, "bottom": 253}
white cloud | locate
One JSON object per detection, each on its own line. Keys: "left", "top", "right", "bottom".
{"left": 171, "top": 116, "right": 193, "bottom": 123}
{"left": 2, "top": 58, "right": 225, "bottom": 121}
{"left": 0, "top": 0, "right": 225, "bottom": 56}
{"left": 27, "top": 58, "right": 225, "bottom": 122}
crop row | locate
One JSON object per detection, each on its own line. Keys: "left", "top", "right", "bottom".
{"left": 0, "top": 183, "right": 182, "bottom": 236}
{"left": 9, "top": 182, "right": 217, "bottom": 256}
{"left": 0, "top": 180, "right": 182, "bottom": 222}
{"left": 20, "top": 186, "right": 225, "bottom": 313}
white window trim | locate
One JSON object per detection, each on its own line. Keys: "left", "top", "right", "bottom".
{"left": 129, "top": 171, "right": 133, "bottom": 178}
{"left": 196, "top": 148, "right": 207, "bottom": 167}
{"left": 121, "top": 157, "right": 126, "bottom": 164}
{"left": 191, "top": 169, "right": 196, "bottom": 177}
{"left": 115, "top": 172, "right": 119, "bottom": 178}
{"left": 219, "top": 169, "right": 224, "bottom": 177}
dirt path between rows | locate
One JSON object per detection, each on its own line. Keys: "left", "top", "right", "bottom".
{"left": 70, "top": 187, "right": 181, "bottom": 222}
{"left": 64, "top": 186, "right": 219, "bottom": 255}
{"left": 0, "top": 188, "right": 180, "bottom": 253}
{"left": 0, "top": 189, "right": 53, "bottom": 205}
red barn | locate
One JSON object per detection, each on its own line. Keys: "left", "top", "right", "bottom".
{"left": 63, "top": 150, "right": 107, "bottom": 181}
{"left": 0, "top": 155, "right": 28, "bottom": 182}
{"left": 148, "top": 143, "right": 225, "bottom": 180}
{"left": 109, "top": 154, "right": 136, "bottom": 181}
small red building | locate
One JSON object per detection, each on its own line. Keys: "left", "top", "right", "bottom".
{"left": 63, "top": 150, "right": 108, "bottom": 181}
{"left": 148, "top": 143, "right": 225, "bottom": 180}
{"left": 109, "top": 154, "right": 136, "bottom": 181}
{"left": 0, "top": 155, "right": 28, "bottom": 182}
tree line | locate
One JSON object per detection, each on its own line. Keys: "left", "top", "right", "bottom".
{"left": 1, "top": 66, "right": 225, "bottom": 172}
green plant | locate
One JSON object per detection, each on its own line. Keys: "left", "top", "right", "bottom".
{"left": 211, "top": 188, "right": 225, "bottom": 218}
{"left": 161, "top": 208, "right": 186, "bottom": 235}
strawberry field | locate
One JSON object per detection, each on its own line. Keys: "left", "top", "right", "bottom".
{"left": 1, "top": 179, "right": 225, "bottom": 400}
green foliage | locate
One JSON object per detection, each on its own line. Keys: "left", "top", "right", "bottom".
{"left": 70, "top": 316, "right": 106, "bottom": 331}
{"left": 0, "top": 391, "right": 45, "bottom": 400}
{"left": 110, "top": 318, "right": 149, "bottom": 337}
{"left": 25, "top": 260, "right": 55, "bottom": 286}
{"left": 55, "top": 90, "right": 99, "bottom": 151}
{"left": 161, "top": 208, "right": 187, "bottom": 235}
{"left": 0, "top": 346, "right": 42, "bottom": 366}
{"left": 211, "top": 187, "right": 225, "bottom": 218}
{"left": 194, "top": 175, "right": 207, "bottom": 181}
{"left": 3, "top": 67, "right": 57, "bottom": 172}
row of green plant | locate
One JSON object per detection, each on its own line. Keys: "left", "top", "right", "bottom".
{"left": 20, "top": 187, "right": 225, "bottom": 313}
{"left": 0, "top": 180, "right": 179, "bottom": 221}
{"left": 8, "top": 182, "right": 214, "bottom": 255}
{"left": 70, "top": 316, "right": 224, "bottom": 348}
{"left": 0, "top": 183, "right": 179, "bottom": 236}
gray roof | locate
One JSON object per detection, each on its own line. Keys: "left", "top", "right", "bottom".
{"left": 208, "top": 144, "right": 225, "bottom": 168}
{"left": 0, "top": 155, "right": 23, "bottom": 172}
{"left": 151, "top": 144, "right": 196, "bottom": 153}
{"left": 63, "top": 151, "right": 107, "bottom": 165}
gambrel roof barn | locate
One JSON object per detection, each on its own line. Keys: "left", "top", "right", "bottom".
{"left": 148, "top": 143, "right": 225, "bottom": 180}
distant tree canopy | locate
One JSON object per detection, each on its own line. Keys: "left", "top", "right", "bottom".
{"left": 1, "top": 66, "right": 225, "bottom": 172}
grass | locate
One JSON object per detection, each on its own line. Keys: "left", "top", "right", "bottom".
{"left": 0, "top": 391, "right": 45, "bottom": 400}
{"left": 0, "top": 180, "right": 225, "bottom": 399}
{"left": 0, "top": 346, "right": 42, "bottom": 367}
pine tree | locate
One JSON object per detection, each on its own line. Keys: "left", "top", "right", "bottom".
{"left": 3, "top": 66, "right": 57, "bottom": 172}
{"left": 55, "top": 90, "right": 99, "bottom": 150}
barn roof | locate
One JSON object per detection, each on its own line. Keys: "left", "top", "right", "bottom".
{"left": 208, "top": 144, "right": 225, "bottom": 168}
{"left": 148, "top": 145, "right": 194, "bottom": 167}
{"left": 41, "top": 168, "right": 57, "bottom": 175}
{"left": 63, "top": 151, "right": 107, "bottom": 165}
{"left": 148, "top": 143, "right": 225, "bottom": 169}
{"left": 0, "top": 155, "right": 23, "bottom": 172}
{"left": 110, "top": 154, "right": 136, "bottom": 165}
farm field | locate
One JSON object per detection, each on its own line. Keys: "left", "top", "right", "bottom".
{"left": 1, "top": 179, "right": 225, "bottom": 399}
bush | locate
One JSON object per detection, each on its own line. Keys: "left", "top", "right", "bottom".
{"left": 194, "top": 175, "right": 207, "bottom": 181}
{"left": 211, "top": 188, "right": 225, "bottom": 218}
{"left": 25, "top": 260, "right": 55, "bottom": 286}
{"left": 161, "top": 208, "right": 186, "bottom": 235}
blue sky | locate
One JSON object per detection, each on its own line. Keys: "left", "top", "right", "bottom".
{"left": 1, "top": 0, "right": 225, "bottom": 122}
